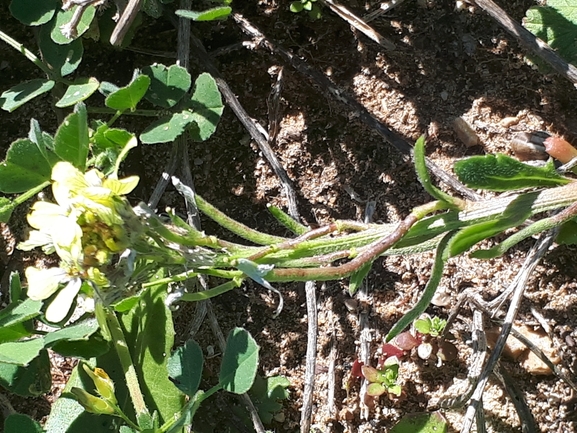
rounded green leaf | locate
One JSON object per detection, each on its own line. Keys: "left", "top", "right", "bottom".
{"left": 186, "top": 72, "right": 224, "bottom": 141}
{"left": 140, "top": 111, "right": 196, "bottom": 144}
{"left": 55, "top": 77, "right": 99, "bottom": 108}
{"left": 366, "top": 382, "right": 386, "bottom": 396}
{"left": 9, "top": 0, "right": 58, "bottom": 26}
{"left": 39, "top": 24, "right": 83, "bottom": 77}
{"left": 391, "top": 411, "right": 448, "bottom": 433}
{"left": 142, "top": 64, "right": 191, "bottom": 108}
{"left": 167, "top": 339, "right": 203, "bottom": 397}
{"left": 0, "top": 79, "right": 55, "bottom": 112}
{"left": 4, "top": 413, "right": 44, "bottom": 433}
{"left": 105, "top": 75, "right": 151, "bottom": 111}
{"left": 219, "top": 328, "right": 259, "bottom": 394}
{"left": 51, "top": 5, "right": 96, "bottom": 44}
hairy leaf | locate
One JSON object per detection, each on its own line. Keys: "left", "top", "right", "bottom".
{"left": 454, "top": 154, "right": 570, "bottom": 191}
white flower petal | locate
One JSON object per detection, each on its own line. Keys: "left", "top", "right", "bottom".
{"left": 18, "top": 230, "right": 53, "bottom": 251}
{"left": 27, "top": 202, "right": 68, "bottom": 231}
{"left": 25, "top": 267, "right": 68, "bottom": 300}
{"left": 45, "top": 277, "right": 82, "bottom": 323}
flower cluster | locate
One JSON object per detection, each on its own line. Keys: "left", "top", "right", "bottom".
{"left": 19, "top": 162, "right": 139, "bottom": 322}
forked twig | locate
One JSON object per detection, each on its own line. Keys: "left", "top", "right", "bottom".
{"left": 459, "top": 229, "right": 558, "bottom": 433}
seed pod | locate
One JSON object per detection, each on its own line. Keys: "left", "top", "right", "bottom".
{"left": 510, "top": 132, "right": 548, "bottom": 161}
{"left": 543, "top": 135, "right": 577, "bottom": 164}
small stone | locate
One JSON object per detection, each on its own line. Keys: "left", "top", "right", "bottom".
{"left": 500, "top": 116, "right": 520, "bottom": 127}
{"left": 344, "top": 298, "right": 358, "bottom": 312}
{"left": 452, "top": 117, "right": 478, "bottom": 147}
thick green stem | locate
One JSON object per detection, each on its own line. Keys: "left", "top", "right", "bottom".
{"left": 194, "top": 194, "right": 287, "bottom": 245}
{"left": 103, "top": 308, "right": 150, "bottom": 419}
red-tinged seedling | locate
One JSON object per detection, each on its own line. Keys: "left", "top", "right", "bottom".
{"left": 361, "top": 357, "right": 402, "bottom": 397}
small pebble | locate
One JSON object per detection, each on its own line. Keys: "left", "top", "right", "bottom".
{"left": 452, "top": 117, "right": 478, "bottom": 147}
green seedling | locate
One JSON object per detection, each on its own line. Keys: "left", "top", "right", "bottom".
{"left": 361, "top": 357, "right": 402, "bottom": 397}
{"left": 290, "top": 0, "right": 321, "bottom": 20}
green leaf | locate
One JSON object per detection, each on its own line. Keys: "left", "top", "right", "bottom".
{"left": 414, "top": 136, "right": 459, "bottom": 206}
{"left": 9, "top": 271, "right": 23, "bottom": 303}
{"left": 175, "top": 6, "right": 232, "bottom": 21}
{"left": 524, "top": 1, "right": 577, "bottom": 66}
{"left": 120, "top": 284, "right": 185, "bottom": 424}
{"left": 0, "top": 138, "right": 56, "bottom": 193}
{"left": 55, "top": 77, "right": 99, "bottom": 107}
{"left": 44, "top": 362, "right": 117, "bottom": 433}
{"left": 4, "top": 413, "right": 44, "bottom": 433}
{"left": 9, "top": 0, "right": 57, "bottom": 26}
{"left": 186, "top": 72, "right": 224, "bottom": 141}
{"left": 248, "top": 375, "right": 290, "bottom": 424}
{"left": 454, "top": 154, "right": 570, "bottom": 191}
{"left": 557, "top": 219, "right": 577, "bottom": 245}
{"left": 28, "top": 118, "right": 55, "bottom": 154}
{"left": 448, "top": 192, "right": 535, "bottom": 257}
{"left": 51, "top": 333, "right": 110, "bottom": 359}
{"left": 143, "top": 0, "right": 163, "bottom": 18}
{"left": 0, "top": 338, "right": 45, "bottom": 365}
{"left": 0, "top": 323, "right": 32, "bottom": 344}
{"left": 143, "top": 64, "right": 191, "bottom": 108}
{"left": 140, "top": 111, "right": 196, "bottom": 144}
{"left": 290, "top": 2, "right": 304, "bottom": 13}
{"left": 366, "top": 382, "right": 386, "bottom": 396}
{"left": 348, "top": 260, "right": 372, "bottom": 296}
{"left": 54, "top": 103, "right": 89, "bottom": 169}
{"left": 360, "top": 365, "right": 381, "bottom": 382}
{"left": 105, "top": 75, "right": 151, "bottom": 111}
{"left": 51, "top": 5, "right": 96, "bottom": 44}
{"left": 414, "top": 318, "right": 432, "bottom": 335}
{"left": 391, "top": 411, "right": 448, "bottom": 433}
{"left": 44, "top": 318, "right": 99, "bottom": 346}
{"left": 0, "top": 298, "right": 42, "bottom": 328}
{"left": 39, "top": 24, "right": 84, "bottom": 77}
{"left": 0, "top": 350, "right": 51, "bottom": 397}
{"left": 167, "top": 339, "right": 203, "bottom": 397}
{"left": 219, "top": 328, "right": 259, "bottom": 394}
{"left": 0, "top": 79, "right": 55, "bottom": 112}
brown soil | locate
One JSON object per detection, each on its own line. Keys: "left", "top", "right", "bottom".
{"left": 2, "top": 0, "right": 577, "bottom": 432}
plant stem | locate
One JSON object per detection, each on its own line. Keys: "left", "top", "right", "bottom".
{"left": 102, "top": 308, "right": 150, "bottom": 419}
{"left": 0, "top": 30, "right": 53, "bottom": 77}
{"left": 194, "top": 194, "right": 287, "bottom": 245}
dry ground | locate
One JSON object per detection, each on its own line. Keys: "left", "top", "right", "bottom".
{"left": 2, "top": 0, "right": 577, "bottom": 432}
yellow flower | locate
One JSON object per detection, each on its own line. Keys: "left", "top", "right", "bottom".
{"left": 19, "top": 162, "right": 141, "bottom": 322}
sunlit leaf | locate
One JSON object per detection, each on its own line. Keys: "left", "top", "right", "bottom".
{"left": 175, "top": 6, "right": 231, "bottom": 21}
{"left": 55, "top": 77, "right": 99, "bottom": 108}
{"left": 390, "top": 411, "right": 448, "bottom": 433}
{"left": 0, "top": 79, "right": 55, "bottom": 112}
{"left": 454, "top": 154, "right": 570, "bottom": 191}
{"left": 105, "top": 75, "right": 151, "bottom": 111}
{"left": 142, "top": 64, "right": 191, "bottom": 108}
{"left": 9, "top": 0, "right": 57, "bottom": 26}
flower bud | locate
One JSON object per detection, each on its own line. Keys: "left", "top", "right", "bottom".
{"left": 82, "top": 364, "right": 117, "bottom": 404}
{"left": 71, "top": 387, "right": 116, "bottom": 415}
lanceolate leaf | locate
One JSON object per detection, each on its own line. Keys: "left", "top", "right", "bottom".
{"left": 219, "top": 328, "right": 259, "bottom": 394}
{"left": 454, "top": 154, "right": 570, "bottom": 191}
{"left": 175, "top": 6, "right": 232, "bottom": 21}
{"left": 54, "top": 103, "right": 89, "bottom": 169}
{"left": 348, "top": 260, "right": 372, "bottom": 296}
